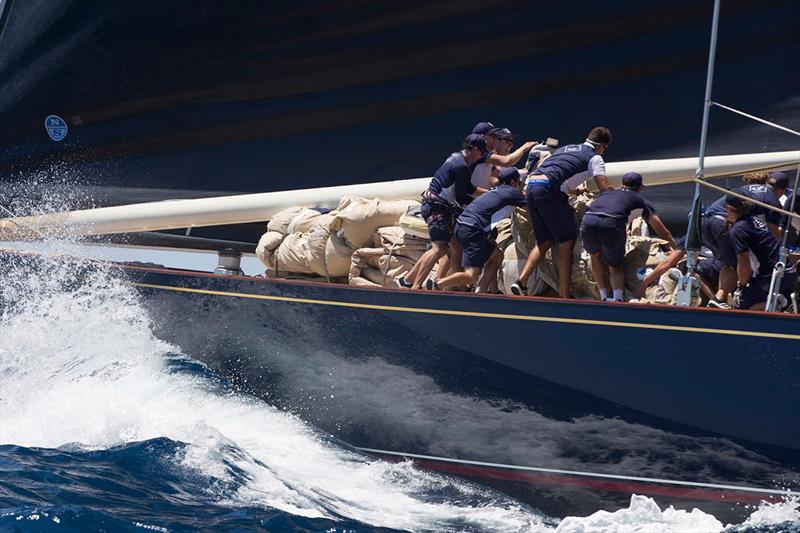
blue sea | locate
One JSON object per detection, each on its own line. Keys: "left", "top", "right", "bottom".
{"left": 1, "top": 245, "right": 799, "bottom": 532}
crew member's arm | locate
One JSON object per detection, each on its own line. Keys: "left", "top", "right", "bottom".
{"left": 488, "top": 141, "right": 536, "bottom": 167}
{"left": 767, "top": 222, "right": 781, "bottom": 239}
{"left": 647, "top": 213, "right": 676, "bottom": 249}
{"left": 589, "top": 154, "right": 612, "bottom": 192}
{"left": 634, "top": 249, "right": 685, "bottom": 298}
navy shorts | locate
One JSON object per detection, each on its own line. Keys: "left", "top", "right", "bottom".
{"left": 580, "top": 214, "right": 626, "bottom": 267}
{"left": 701, "top": 216, "right": 737, "bottom": 267}
{"left": 455, "top": 223, "right": 494, "bottom": 269}
{"left": 421, "top": 200, "right": 454, "bottom": 243}
{"left": 737, "top": 271, "right": 798, "bottom": 309}
{"left": 695, "top": 258, "right": 722, "bottom": 287}
{"left": 525, "top": 184, "right": 577, "bottom": 244}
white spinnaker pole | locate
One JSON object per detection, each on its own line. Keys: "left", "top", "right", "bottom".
{"left": 1, "top": 150, "right": 797, "bottom": 240}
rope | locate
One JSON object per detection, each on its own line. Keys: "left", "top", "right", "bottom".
{"left": 711, "top": 102, "right": 800, "bottom": 138}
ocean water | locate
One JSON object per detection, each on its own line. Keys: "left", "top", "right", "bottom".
{"left": 0, "top": 243, "right": 799, "bottom": 532}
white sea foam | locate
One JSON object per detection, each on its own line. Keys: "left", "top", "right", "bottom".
{"left": 0, "top": 246, "right": 547, "bottom": 532}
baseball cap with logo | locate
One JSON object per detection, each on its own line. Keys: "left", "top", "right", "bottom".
{"left": 490, "top": 127, "right": 515, "bottom": 141}
{"left": 769, "top": 171, "right": 790, "bottom": 190}
{"left": 464, "top": 133, "right": 487, "bottom": 152}
{"left": 498, "top": 167, "right": 520, "bottom": 184}
{"left": 472, "top": 122, "right": 495, "bottom": 135}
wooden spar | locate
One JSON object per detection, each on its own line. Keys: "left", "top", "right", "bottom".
{"left": 1, "top": 150, "right": 797, "bottom": 240}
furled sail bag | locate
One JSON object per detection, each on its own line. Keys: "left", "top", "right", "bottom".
{"left": 331, "top": 196, "right": 420, "bottom": 248}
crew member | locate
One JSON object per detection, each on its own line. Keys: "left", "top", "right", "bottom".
{"left": 511, "top": 126, "right": 614, "bottom": 298}
{"left": 470, "top": 123, "right": 536, "bottom": 189}
{"left": 633, "top": 236, "right": 721, "bottom": 304}
{"left": 580, "top": 172, "right": 675, "bottom": 301}
{"left": 701, "top": 172, "right": 786, "bottom": 307}
{"left": 430, "top": 167, "right": 527, "bottom": 291}
{"left": 726, "top": 195, "right": 797, "bottom": 310}
{"left": 401, "top": 134, "right": 488, "bottom": 289}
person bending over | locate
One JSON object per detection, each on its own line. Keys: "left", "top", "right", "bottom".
{"left": 511, "top": 126, "right": 614, "bottom": 298}
{"left": 700, "top": 173, "right": 787, "bottom": 307}
{"left": 431, "top": 168, "right": 527, "bottom": 291}
{"left": 725, "top": 195, "right": 797, "bottom": 311}
{"left": 400, "top": 134, "right": 488, "bottom": 289}
{"left": 580, "top": 172, "right": 675, "bottom": 302}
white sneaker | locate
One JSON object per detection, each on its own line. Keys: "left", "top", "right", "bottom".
{"left": 510, "top": 280, "right": 527, "bottom": 296}
{"left": 667, "top": 268, "right": 682, "bottom": 281}
{"left": 707, "top": 298, "right": 731, "bottom": 310}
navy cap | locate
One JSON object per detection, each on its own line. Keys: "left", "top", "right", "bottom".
{"left": 769, "top": 171, "right": 789, "bottom": 189}
{"left": 498, "top": 167, "right": 520, "bottom": 184}
{"left": 464, "top": 133, "right": 487, "bottom": 151}
{"left": 490, "top": 127, "right": 515, "bottom": 141}
{"left": 724, "top": 194, "right": 745, "bottom": 208}
{"left": 472, "top": 122, "right": 495, "bottom": 135}
{"left": 622, "top": 172, "right": 644, "bottom": 189}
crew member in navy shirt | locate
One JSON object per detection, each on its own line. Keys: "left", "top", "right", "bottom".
{"left": 470, "top": 123, "right": 536, "bottom": 189}
{"left": 402, "top": 134, "right": 488, "bottom": 289}
{"left": 701, "top": 173, "right": 786, "bottom": 306}
{"left": 726, "top": 195, "right": 797, "bottom": 310}
{"left": 511, "top": 127, "right": 614, "bottom": 298}
{"left": 431, "top": 167, "right": 527, "bottom": 291}
{"left": 580, "top": 172, "right": 675, "bottom": 301}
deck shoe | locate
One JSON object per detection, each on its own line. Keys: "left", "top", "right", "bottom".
{"left": 706, "top": 298, "right": 731, "bottom": 309}
{"left": 396, "top": 276, "right": 413, "bottom": 289}
{"left": 425, "top": 278, "right": 441, "bottom": 291}
{"left": 510, "top": 280, "right": 527, "bottom": 296}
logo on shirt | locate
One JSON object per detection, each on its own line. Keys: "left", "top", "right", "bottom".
{"left": 565, "top": 145, "right": 581, "bottom": 153}
{"left": 753, "top": 217, "right": 767, "bottom": 230}
{"left": 45, "top": 115, "right": 68, "bottom": 141}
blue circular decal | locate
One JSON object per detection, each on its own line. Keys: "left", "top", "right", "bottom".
{"left": 45, "top": 115, "right": 68, "bottom": 141}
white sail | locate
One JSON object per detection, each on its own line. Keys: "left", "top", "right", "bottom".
{"left": 1, "top": 150, "right": 797, "bottom": 239}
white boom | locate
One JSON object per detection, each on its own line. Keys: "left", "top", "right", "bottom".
{"left": 1, "top": 150, "right": 797, "bottom": 239}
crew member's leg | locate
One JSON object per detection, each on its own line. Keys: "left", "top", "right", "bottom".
{"left": 413, "top": 242, "right": 449, "bottom": 289}
{"left": 478, "top": 246, "right": 503, "bottom": 293}
{"left": 599, "top": 217, "right": 627, "bottom": 301}
{"left": 702, "top": 216, "right": 737, "bottom": 305}
{"left": 436, "top": 224, "right": 491, "bottom": 290}
{"left": 410, "top": 201, "right": 453, "bottom": 289}
{"left": 555, "top": 240, "right": 574, "bottom": 299}
{"left": 581, "top": 215, "right": 606, "bottom": 300}
{"left": 512, "top": 185, "right": 554, "bottom": 295}
{"left": 549, "top": 189, "right": 578, "bottom": 299}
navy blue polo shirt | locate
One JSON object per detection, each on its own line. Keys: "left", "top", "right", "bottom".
{"left": 706, "top": 185, "right": 782, "bottom": 225}
{"left": 533, "top": 142, "right": 599, "bottom": 186}
{"left": 729, "top": 214, "right": 779, "bottom": 277}
{"left": 457, "top": 184, "right": 527, "bottom": 233}
{"left": 585, "top": 188, "right": 655, "bottom": 220}
{"left": 428, "top": 152, "right": 476, "bottom": 207}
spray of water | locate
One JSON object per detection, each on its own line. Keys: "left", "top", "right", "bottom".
{"left": 0, "top": 246, "right": 551, "bottom": 532}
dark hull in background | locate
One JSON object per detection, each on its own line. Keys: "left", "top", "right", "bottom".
{"left": 1, "top": 1, "right": 799, "bottom": 241}
{"left": 119, "top": 262, "right": 800, "bottom": 522}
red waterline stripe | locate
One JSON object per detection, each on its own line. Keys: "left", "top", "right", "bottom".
{"left": 372, "top": 454, "right": 783, "bottom": 506}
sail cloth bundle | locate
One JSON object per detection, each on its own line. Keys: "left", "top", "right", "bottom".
{"left": 256, "top": 197, "right": 419, "bottom": 281}
{"left": 349, "top": 226, "right": 430, "bottom": 287}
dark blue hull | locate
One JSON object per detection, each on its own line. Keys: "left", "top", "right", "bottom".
{"left": 112, "top": 263, "right": 800, "bottom": 521}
